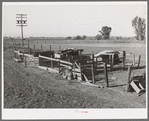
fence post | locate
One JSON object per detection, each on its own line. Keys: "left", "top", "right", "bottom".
{"left": 28, "top": 41, "right": 29, "bottom": 48}
{"left": 95, "top": 57, "right": 97, "bottom": 71}
{"left": 59, "top": 46, "right": 61, "bottom": 50}
{"left": 43, "top": 59, "right": 45, "bottom": 67}
{"left": 79, "top": 62, "right": 82, "bottom": 81}
{"left": 91, "top": 62, "right": 95, "bottom": 84}
{"left": 127, "top": 65, "right": 132, "bottom": 92}
{"left": 133, "top": 54, "right": 135, "bottom": 65}
{"left": 12, "top": 40, "right": 14, "bottom": 50}
{"left": 34, "top": 44, "right": 35, "bottom": 56}
{"left": 58, "top": 60, "right": 60, "bottom": 73}
{"left": 39, "top": 55, "right": 41, "bottom": 67}
{"left": 14, "top": 51, "right": 16, "bottom": 59}
{"left": 137, "top": 55, "right": 141, "bottom": 68}
{"left": 24, "top": 55, "right": 27, "bottom": 67}
{"left": 50, "top": 45, "right": 51, "bottom": 51}
{"left": 51, "top": 55, "right": 53, "bottom": 69}
{"left": 91, "top": 53, "right": 95, "bottom": 83}
{"left": 73, "top": 62, "right": 76, "bottom": 79}
{"left": 104, "top": 63, "right": 109, "bottom": 87}
{"left": 109, "top": 55, "right": 113, "bottom": 71}
{"left": 41, "top": 44, "right": 43, "bottom": 52}
{"left": 23, "top": 47, "right": 25, "bottom": 62}
{"left": 122, "top": 51, "right": 126, "bottom": 70}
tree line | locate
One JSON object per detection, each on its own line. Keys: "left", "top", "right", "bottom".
{"left": 66, "top": 16, "right": 146, "bottom": 41}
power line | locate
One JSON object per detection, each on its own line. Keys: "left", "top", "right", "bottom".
{"left": 16, "top": 14, "right": 27, "bottom": 47}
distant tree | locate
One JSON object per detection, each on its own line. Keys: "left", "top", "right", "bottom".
{"left": 66, "top": 36, "right": 72, "bottom": 40}
{"left": 99, "top": 26, "right": 112, "bottom": 40}
{"left": 73, "top": 35, "right": 81, "bottom": 40}
{"left": 132, "top": 16, "right": 146, "bottom": 41}
{"left": 96, "top": 34, "right": 102, "bottom": 40}
{"left": 82, "top": 35, "right": 86, "bottom": 40}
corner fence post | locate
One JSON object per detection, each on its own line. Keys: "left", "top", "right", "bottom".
{"left": 104, "top": 63, "right": 109, "bottom": 87}
{"left": 122, "top": 51, "right": 126, "bottom": 70}
{"left": 127, "top": 65, "right": 132, "bottom": 92}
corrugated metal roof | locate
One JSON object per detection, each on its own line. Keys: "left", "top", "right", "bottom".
{"left": 94, "top": 50, "right": 119, "bottom": 57}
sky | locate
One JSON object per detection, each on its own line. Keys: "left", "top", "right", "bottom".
{"left": 3, "top": 2, "right": 147, "bottom": 37}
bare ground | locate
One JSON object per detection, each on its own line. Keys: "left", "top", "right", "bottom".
{"left": 4, "top": 48, "right": 146, "bottom": 108}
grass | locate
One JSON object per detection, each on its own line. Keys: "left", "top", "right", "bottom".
{"left": 4, "top": 38, "right": 146, "bottom": 61}
{"left": 3, "top": 40, "right": 146, "bottom": 109}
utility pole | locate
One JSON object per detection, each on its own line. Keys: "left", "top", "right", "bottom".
{"left": 16, "top": 14, "right": 27, "bottom": 47}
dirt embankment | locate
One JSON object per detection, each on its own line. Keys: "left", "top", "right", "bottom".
{"left": 4, "top": 49, "right": 146, "bottom": 108}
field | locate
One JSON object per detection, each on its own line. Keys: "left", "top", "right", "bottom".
{"left": 4, "top": 39, "right": 146, "bottom": 108}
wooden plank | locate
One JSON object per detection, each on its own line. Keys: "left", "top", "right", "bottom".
{"left": 139, "top": 83, "right": 144, "bottom": 90}
{"left": 13, "top": 58, "right": 21, "bottom": 62}
{"left": 24, "top": 54, "right": 33, "bottom": 57}
{"left": 81, "top": 82, "right": 103, "bottom": 88}
{"left": 130, "top": 81, "right": 141, "bottom": 93}
{"left": 60, "top": 60, "right": 72, "bottom": 65}
{"left": 18, "top": 52, "right": 23, "bottom": 55}
{"left": 39, "top": 55, "right": 58, "bottom": 61}
{"left": 75, "top": 62, "right": 80, "bottom": 69}
{"left": 14, "top": 51, "right": 20, "bottom": 53}
{"left": 82, "top": 73, "right": 89, "bottom": 82}
{"left": 39, "top": 55, "right": 73, "bottom": 66}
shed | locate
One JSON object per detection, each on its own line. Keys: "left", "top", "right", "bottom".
{"left": 94, "top": 50, "right": 120, "bottom": 65}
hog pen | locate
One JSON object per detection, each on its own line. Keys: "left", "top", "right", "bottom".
{"left": 13, "top": 46, "right": 143, "bottom": 91}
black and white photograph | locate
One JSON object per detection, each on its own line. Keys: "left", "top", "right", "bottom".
{"left": 2, "top": 1, "right": 147, "bottom": 119}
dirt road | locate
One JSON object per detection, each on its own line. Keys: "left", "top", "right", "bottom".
{"left": 4, "top": 49, "right": 146, "bottom": 108}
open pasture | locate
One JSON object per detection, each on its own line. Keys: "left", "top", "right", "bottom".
{"left": 5, "top": 38, "right": 146, "bottom": 62}
{"left": 24, "top": 42, "right": 146, "bottom": 61}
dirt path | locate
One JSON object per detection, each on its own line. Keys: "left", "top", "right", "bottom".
{"left": 4, "top": 49, "right": 146, "bottom": 108}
